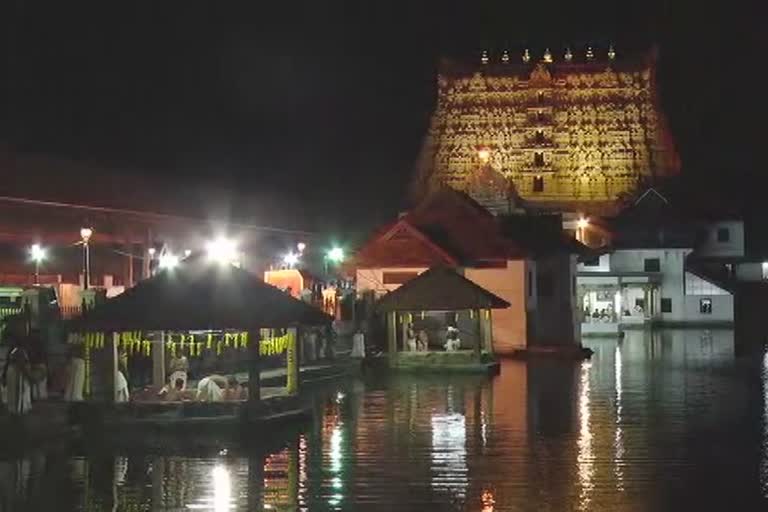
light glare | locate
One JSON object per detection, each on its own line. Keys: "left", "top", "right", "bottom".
{"left": 283, "top": 252, "right": 299, "bottom": 267}
{"left": 29, "top": 244, "right": 46, "bottom": 263}
{"left": 159, "top": 252, "right": 180, "bottom": 270}
{"left": 206, "top": 237, "right": 239, "bottom": 265}
{"left": 80, "top": 227, "right": 93, "bottom": 242}
{"left": 327, "top": 247, "right": 344, "bottom": 263}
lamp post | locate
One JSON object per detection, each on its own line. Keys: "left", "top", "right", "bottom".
{"left": 29, "top": 243, "right": 46, "bottom": 285}
{"left": 80, "top": 227, "right": 93, "bottom": 289}
{"left": 324, "top": 247, "right": 344, "bottom": 275}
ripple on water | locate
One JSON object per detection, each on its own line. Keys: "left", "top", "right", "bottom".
{"left": 1, "top": 329, "right": 767, "bottom": 510}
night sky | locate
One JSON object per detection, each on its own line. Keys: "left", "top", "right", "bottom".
{"left": 1, "top": 1, "right": 760, "bottom": 236}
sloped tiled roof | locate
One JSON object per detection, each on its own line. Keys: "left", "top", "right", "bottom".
{"left": 376, "top": 267, "right": 510, "bottom": 312}
{"left": 70, "top": 256, "right": 332, "bottom": 331}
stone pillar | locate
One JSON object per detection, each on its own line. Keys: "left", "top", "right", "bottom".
{"left": 152, "top": 331, "right": 166, "bottom": 388}
{"left": 286, "top": 327, "right": 299, "bottom": 396}
{"left": 480, "top": 309, "right": 493, "bottom": 353}
{"left": 473, "top": 309, "right": 482, "bottom": 359}
{"left": 248, "top": 329, "right": 261, "bottom": 403}
{"left": 386, "top": 312, "right": 397, "bottom": 361}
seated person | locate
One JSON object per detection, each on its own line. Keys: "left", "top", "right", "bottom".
{"left": 406, "top": 325, "right": 417, "bottom": 352}
{"left": 444, "top": 326, "right": 461, "bottom": 351}
{"left": 417, "top": 330, "right": 429, "bottom": 351}
{"left": 159, "top": 377, "right": 186, "bottom": 401}
{"left": 223, "top": 376, "right": 248, "bottom": 401}
{"left": 196, "top": 374, "right": 229, "bottom": 402}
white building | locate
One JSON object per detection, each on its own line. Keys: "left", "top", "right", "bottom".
{"left": 578, "top": 189, "right": 736, "bottom": 335}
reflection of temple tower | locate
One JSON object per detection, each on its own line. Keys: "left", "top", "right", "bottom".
{"left": 413, "top": 46, "right": 679, "bottom": 215}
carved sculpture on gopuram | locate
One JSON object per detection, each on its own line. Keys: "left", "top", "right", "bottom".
{"left": 411, "top": 46, "right": 680, "bottom": 215}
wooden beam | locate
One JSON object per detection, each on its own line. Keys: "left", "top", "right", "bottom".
{"left": 248, "top": 329, "right": 261, "bottom": 403}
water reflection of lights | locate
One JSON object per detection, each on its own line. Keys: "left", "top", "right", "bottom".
{"left": 326, "top": 425, "right": 345, "bottom": 507}
{"left": 187, "top": 464, "right": 233, "bottom": 511}
{"left": 577, "top": 360, "right": 594, "bottom": 510}
{"left": 481, "top": 489, "right": 495, "bottom": 511}
{"left": 614, "top": 344, "right": 625, "bottom": 491}
{"left": 330, "top": 426, "right": 343, "bottom": 473}
{"left": 298, "top": 435, "right": 308, "bottom": 508}
{"left": 431, "top": 413, "right": 468, "bottom": 498}
{"left": 212, "top": 465, "right": 232, "bottom": 512}
{"left": 761, "top": 351, "right": 768, "bottom": 497}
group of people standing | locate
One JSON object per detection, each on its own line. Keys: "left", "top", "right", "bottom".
{"left": 1, "top": 316, "right": 48, "bottom": 416}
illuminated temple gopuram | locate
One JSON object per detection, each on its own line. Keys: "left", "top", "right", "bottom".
{"left": 413, "top": 46, "right": 680, "bottom": 214}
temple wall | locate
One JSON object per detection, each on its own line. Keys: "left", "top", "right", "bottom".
{"left": 465, "top": 261, "right": 528, "bottom": 354}
{"left": 415, "top": 57, "right": 679, "bottom": 211}
{"left": 356, "top": 267, "right": 428, "bottom": 296}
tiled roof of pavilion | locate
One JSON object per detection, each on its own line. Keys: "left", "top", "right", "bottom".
{"left": 70, "top": 255, "right": 332, "bottom": 331}
{"left": 376, "top": 266, "right": 510, "bottom": 312}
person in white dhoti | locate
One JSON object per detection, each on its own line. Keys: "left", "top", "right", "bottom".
{"left": 406, "top": 325, "right": 417, "bottom": 352}
{"left": 196, "top": 375, "right": 228, "bottom": 402}
{"left": 115, "top": 370, "right": 130, "bottom": 402}
{"left": 2, "top": 343, "right": 32, "bottom": 415}
{"left": 64, "top": 345, "right": 86, "bottom": 402}
{"left": 351, "top": 329, "right": 366, "bottom": 358}
{"left": 168, "top": 355, "right": 189, "bottom": 390}
{"left": 444, "top": 326, "right": 461, "bottom": 352}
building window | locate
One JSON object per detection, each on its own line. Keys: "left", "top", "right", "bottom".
{"left": 762, "top": 262, "right": 768, "bottom": 280}
{"left": 382, "top": 271, "right": 419, "bottom": 285}
{"left": 699, "top": 298, "right": 712, "bottom": 314}
{"left": 717, "top": 227, "right": 730, "bottom": 242}
{"left": 661, "top": 298, "right": 672, "bottom": 313}
{"left": 532, "top": 176, "right": 544, "bottom": 193}
{"left": 536, "top": 110, "right": 544, "bottom": 123}
{"left": 583, "top": 257, "right": 600, "bottom": 267}
{"left": 534, "top": 152, "right": 545, "bottom": 167}
{"left": 537, "top": 91, "right": 544, "bottom": 104}
{"left": 643, "top": 258, "right": 661, "bottom": 272}
{"left": 535, "top": 130, "right": 545, "bottom": 144}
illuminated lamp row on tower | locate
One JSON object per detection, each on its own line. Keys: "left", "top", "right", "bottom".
{"left": 483, "top": 44, "right": 616, "bottom": 65}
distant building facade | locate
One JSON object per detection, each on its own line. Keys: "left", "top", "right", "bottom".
{"left": 351, "top": 187, "right": 584, "bottom": 355}
{"left": 412, "top": 46, "right": 679, "bottom": 215}
{"left": 577, "top": 188, "right": 753, "bottom": 334}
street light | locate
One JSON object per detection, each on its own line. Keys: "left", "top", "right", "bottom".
{"left": 283, "top": 251, "right": 299, "bottom": 268}
{"left": 158, "top": 252, "right": 180, "bottom": 270}
{"left": 206, "top": 237, "right": 239, "bottom": 265}
{"left": 29, "top": 243, "right": 46, "bottom": 284}
{"left": 80, "top": 227, "right": 93, "bottom": 289}
{"left": 324, "top": 246, "right": 344, "bottom": 274}
{"left": 297, "top": 242, "right": 306, "bottom": 253}
{"left": 328, "top": 247, "right": 344, "bottom": 263}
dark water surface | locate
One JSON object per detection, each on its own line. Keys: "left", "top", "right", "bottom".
{"left": 2, "top": 329, "right": 768, "bottom": 511}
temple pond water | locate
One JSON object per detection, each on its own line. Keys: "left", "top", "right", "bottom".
{"left": 2, "top": 329, "right": 768, "bottom": 511}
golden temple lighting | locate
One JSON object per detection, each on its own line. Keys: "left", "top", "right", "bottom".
{"left": 477, "top": 148, "right": 491, "bottom": 163}
{"left": 577, "top": 217, "right": 589, "bottom": 230}
{"left": 543, "top": 48, "right": 553, "bottom": 63}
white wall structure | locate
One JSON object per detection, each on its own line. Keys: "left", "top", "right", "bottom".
{"left": 695, "top": 221, "right": 746, "bottom": 259}
{"left": 578, "top": 247, "right": 734, "bottom": 330}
